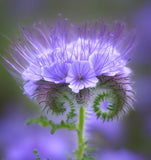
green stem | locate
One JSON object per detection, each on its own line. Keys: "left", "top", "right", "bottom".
{"left": 76, "top": 106, "right": 85, "bottom": 160}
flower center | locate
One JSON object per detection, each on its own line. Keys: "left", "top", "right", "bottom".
{"left": 78, "top": 74, "right": 84, "bottom": 81}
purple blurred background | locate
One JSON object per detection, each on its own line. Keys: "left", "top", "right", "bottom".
{"left": 0, "top": 0, "right": 151, "bottom": 160}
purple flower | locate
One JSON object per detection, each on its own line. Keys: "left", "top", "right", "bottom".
{"left": 3, "top": 17, "right": 135, "bottom": 116}
{"left": 0, "top": 106, "right": 76, "bottom": 160}
{"left": 89, "top": 45, "right": 127, "bottom": 76}
{"left": 43, "top": 62, "right": 69, "bottom": 84}
{"left": 85, "top": 111, "right": 127, "bottom": 145}
{"left": 66, "top": 61, "right": 98, "bottom": 93}
{"left": 97, "top": 149, "right": 146, "bottom": 160}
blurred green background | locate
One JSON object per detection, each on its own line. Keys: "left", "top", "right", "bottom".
{"left": 0, "top": 0, "right": 151, "bottom": 160}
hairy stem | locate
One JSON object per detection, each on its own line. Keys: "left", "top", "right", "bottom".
{"left": 76, "top": 106, "right": 85, "bottom": 160}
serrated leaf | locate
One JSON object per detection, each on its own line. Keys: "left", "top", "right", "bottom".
{"left": 27, "top": 116, "right": 76, "bottom": 135}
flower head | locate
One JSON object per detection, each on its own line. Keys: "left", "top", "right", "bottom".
{"left": 3, "top": 17, "right": 135, "bottom": 119}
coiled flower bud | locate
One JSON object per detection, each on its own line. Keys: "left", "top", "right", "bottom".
{"left": 3, "top": 17, "right": 135, "bottom": 120}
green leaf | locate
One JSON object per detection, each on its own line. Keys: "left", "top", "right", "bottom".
{"left": 33, "top": 149, "right": 41, "bottom": 160}
{"left": 27, "top": 116, "right": 77, "bottom": 135}
{"left": 33, "top": 149, "right": 38, "bottom": 154}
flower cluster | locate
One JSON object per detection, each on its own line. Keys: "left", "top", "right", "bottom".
{"left": 3, "top": 18, "right": 135, "bottom": 119}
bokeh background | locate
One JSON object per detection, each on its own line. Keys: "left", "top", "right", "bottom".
{"left": 0, "top": 0, "right": 151, "bottom": 160}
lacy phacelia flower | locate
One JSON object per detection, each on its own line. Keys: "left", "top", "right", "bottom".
{"left": 3, "top": 18, "right": 135, "bottom": 120}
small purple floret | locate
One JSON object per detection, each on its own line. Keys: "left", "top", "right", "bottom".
{"left": 42, "top": 63, "right": 69, "bottom": 84}
{"left": 66, "top": 61, "right": 98, "bottom": 93}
